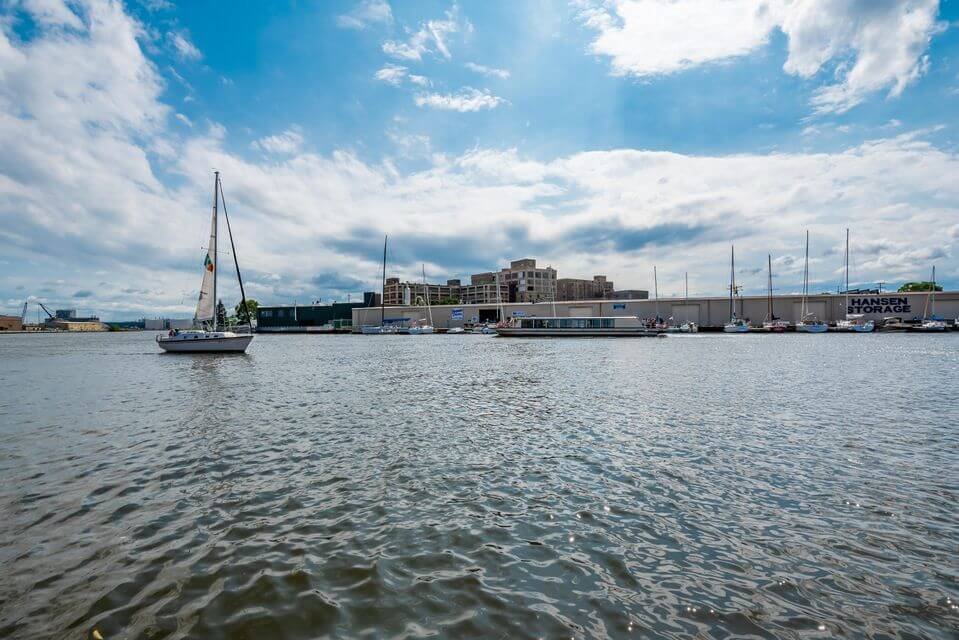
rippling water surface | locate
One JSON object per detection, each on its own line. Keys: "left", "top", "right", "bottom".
{"left": 1, "top": 331, "right": 957, "bottom": 639}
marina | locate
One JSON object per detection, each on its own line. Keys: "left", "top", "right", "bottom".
{"left": 348, "top": 290, "right": 959, "bottom": 333}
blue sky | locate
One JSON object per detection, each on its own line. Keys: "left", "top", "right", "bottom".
{"left": 1, "top": 0, "right": 958, "bottom": 320}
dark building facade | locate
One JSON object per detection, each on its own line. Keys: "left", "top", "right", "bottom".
{"left": 257, "top": 293, "right": 376, "bottom": 332}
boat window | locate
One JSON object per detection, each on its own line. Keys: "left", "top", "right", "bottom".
{"left": 588, "top": 319, "right": 600, "bottom": 328}
{"left": 573, "top": 319, "right": 586, "bottom": 329}
{"left": 602, "top": 319, "right": 614, "bottom": 328}
{"left": 544, "top": 319, "right": 557, "bottom": 328}
{"left": 560, "top": 319, "right": 572, "bottom": 328}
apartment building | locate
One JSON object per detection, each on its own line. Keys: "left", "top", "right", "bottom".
{"left": 556, "top": 275, "right": 615, "bottom": 301}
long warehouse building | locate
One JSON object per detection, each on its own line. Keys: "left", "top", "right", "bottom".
{"left": 352, "top": 291, "right": 959, "bottom": 330}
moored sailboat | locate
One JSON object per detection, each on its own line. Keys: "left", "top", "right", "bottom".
{"left": 407, "top": 264, "right": 434, "bottom": 334}
{"left": 913, "top": 265, "right": 947, "bottom": 332}
{"left": 723, "top": 246, "right": 749, "bottom": 333}
{"left": 157, "top": 172, "right": 254, "bottom": 353}
{"left": 796, "top": 231, "right": 827, "bottom": 333}
{"left": 679, "top": 271, "right": 698, "bottom": 332}
{"left": 762, "top": 254, "right": 789, "bottom": 332}
{"left": 361, "top": 235, "right": 393, "bottom": 334}
{"left": 834, "top": 229, "right": 874, "bottom": 333}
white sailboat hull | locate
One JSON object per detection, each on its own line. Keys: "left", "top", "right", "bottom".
{"left": 157, "top": 332, "right": 253, "bottom": 352}
{"left": 796, "top": 322, "right": 828, "bottom": 333}
{"left": 835, "top": 319, "right": 874, "bottom": 332}
{"left": 407, "top": 326, "right": 434, "bottom": 334}
{"left": 723, "top": 322, "right": 749, "bottom": 333}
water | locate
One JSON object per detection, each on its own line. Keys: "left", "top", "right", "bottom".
{"left": 0, "top": 332, "right": 957, "bottom": 639}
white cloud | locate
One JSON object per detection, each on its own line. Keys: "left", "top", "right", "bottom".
{"left": 337, "top": 0, "right": 393, "bottom": 30}
{"left": 408, "top": 74, "right": 430, "bottom": 87}
{"left": 175, "top": 113, "right": 192, "bottom": 127}
{"left": 414, "top": 87, "right": 506, "bottom": 112}
{"left": 374, "top": 63, "right": 407, "bottom": 86}
{"left": 252, "top": 128, "right": 304, "bottom": 155}
{"left": 578, "top": 0, "right": 945, "bottom": 115}
{"left": 382, "top": 8, "right": 462, "bottom": 61}
{"left": 168, "top": 30, "right": 201, "bottom": 61}
{"left": 465, "top": 62, "right": 510, "bottom": 79}
{"left": 21, "top": 0, "right": 84, "bottom": 28}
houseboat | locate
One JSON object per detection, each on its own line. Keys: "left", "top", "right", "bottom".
{"left": 494, "top": 316, "right": 663, "bottom": 337}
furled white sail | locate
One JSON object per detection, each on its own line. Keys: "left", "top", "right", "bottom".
{"left": 194, "top": 205, "right": 217, "bottom": 323}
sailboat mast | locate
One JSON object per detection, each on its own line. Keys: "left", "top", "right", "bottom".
{"left": 423, "top": 263, "right": 433, "bottom": 325}
{"left": 729, "top": 246, "right": 735, "bottom": 321}
{"left": 845, "top": 228, "right": 850, "bottom": 314}
{"left": 684, "top": 272, "right": 688, "bottom": 323}
{"left": 218, "top": 176, "right": 253, "bottom": 332}
{"left": 654, "top": 266, "right": 659, "bottom": 319}
{"left": 767, "top": 254, "right": 773, "bottom": 320}
{"left": 212, "top": 171, "right": 219, "bottom": 331}
{"left": 802, "top": 230, "right": 809, "bottom": 316}
{"left": 931, "top": 265, "right": 936, "bottom": 317}
{"left": 381, "top": 235, "right": 387, "bottom": 326}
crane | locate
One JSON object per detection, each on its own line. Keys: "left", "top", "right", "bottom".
{"left": 37, "top": 302, "right": 56, "bottom": 321}
{"left": 20, "top": 301, "right": 28, "bottom": 323}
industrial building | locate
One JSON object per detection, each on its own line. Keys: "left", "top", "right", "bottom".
{"left": 556, "top": 275, "right": 615, "bottom": 301}
{"left": 0, "top": 315, "right": 23, "bottom": 331}
{"left": 383, "top": 278, "right": 461, "bottom": 306}
{"left": 143, "top": 318, "right": 194, "bottom": 331}
{"left": 352, "top": 291, "right": 959, "bottom": 330}
{"left": 257, "top": 293, "right": 377, "bottom": 332}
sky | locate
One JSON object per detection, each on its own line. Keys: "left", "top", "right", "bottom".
{"left": 1, "top": 0, "right": 958, "bottom": 320}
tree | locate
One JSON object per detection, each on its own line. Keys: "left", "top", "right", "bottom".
{"left": 235, "top": 298, "right": 259, "bottom": 324}
{"left": 898, "top": 282, "right": 942, "bottom": 292}
{"left": 438, "top": 297, "right": 461, "bottom": 305}
{"left": 216, "top": 299, "right": 227, "bottom": 327}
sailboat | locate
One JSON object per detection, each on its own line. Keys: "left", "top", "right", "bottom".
{"left": 408, "top": 264, "right": 434, "bottom": 334}
{"left": 679, "top": 272, "right": 698, "bottom": 332}
{"left": 762, "top": 255, "right": 789, "bottom": 332}
{"left": 157, "top": 172, "right": 254, "bottom": 353}
{"left": 651, "top": 266, "right": 674, "bottom": 331}
{"left": 361, "top": 235, "right": 392, "bottom": 334}
{"left": 723, "top": 246, "right": 749, "bottom": 333}
{"left": 796, "top": 230, "right": 828, "bottom": 333}
{"left": 835, "top": 229, "right": 874, "bottom": 332}
{"left": 914, "top": 266, "right": 947, "bottom": 331}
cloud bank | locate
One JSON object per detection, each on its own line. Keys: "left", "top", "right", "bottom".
{"left": 578, "top": 0, "right": 944, "bottom": 114}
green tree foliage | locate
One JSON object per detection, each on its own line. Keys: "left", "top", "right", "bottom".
{"left": 898, "top": 282, "right": 942, "bottom": 292}
{"left": 235, "top": 298, "right": 259, "bottom": 323}
{"left": 216, "top": 299, "right": 227, "bottom": 327}
{"left": 438, "top": 297, "right": 461, "bottom": 305}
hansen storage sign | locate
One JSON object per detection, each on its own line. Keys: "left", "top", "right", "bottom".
{"left": 847, "top": 296, "right": 911, "bottom": 315}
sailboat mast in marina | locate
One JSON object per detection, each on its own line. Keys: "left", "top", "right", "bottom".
{"left": 762, "top": 254, "right": 787, "bottom": 332}
{"left": 723, "top": 246, "right": 748, "bottom": 332}
{"left": 835, "top": 228, "right": 874, "bottom": 332}
{"left": 796, "top": 230, "right": 827, "bottom": 333}
{"left": 679, "top": 271, "right": 697, "bottom": 332}
{"left": 157, "top": 172, "right": 254, "bottom": 352}
{"left": 362, "top": 235, "right": 390, "bottom": 334}
{"left": 917, "top": 265, "right": 946, "bottom": 331}
{"left": 407, "top": 264, "right": 434, "bottom": 334}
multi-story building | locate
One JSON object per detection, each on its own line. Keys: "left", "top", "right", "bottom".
{"left": 460, "top": 281, "right": 509, "bottom": 305}
{"left": 556, "top": 275, "right": 614, "bottom": 301}
{"left": 472, "top": 258, "right": 556, "bottom": 303}
{"left": 383, "top": 277, "right": 461, "bottom": 306}
{"left": 611, "top": 289, "right": 650, "bottom": 300}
